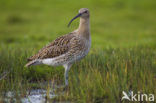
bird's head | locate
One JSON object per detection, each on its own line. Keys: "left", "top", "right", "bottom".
{"left": 68, "top": 8, "right": 90, "bottom": 27}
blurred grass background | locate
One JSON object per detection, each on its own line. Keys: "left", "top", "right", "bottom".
{"left": 0, "top": 0, "right": 156, "bottom": 102}
{"left": 0, "top": 0, "right": 156, "bottom": 48}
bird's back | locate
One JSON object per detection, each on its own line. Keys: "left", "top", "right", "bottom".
{"left": 27, "top": 33, "right": 75, "bottom": 61}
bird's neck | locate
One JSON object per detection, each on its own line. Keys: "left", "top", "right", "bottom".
{"left": 77, "top": 17, "right": 90, "bottom": 40}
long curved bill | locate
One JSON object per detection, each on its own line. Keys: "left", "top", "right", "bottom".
{"left": 68, "top": 13, "right": 82, "bottom": 27}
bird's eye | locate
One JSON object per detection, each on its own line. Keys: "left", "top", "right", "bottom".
{"left": 84, "top": 11, "right": 87, "bottom": 13}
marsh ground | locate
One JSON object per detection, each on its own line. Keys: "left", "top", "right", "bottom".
{"left": 0, "top": 0, "right": 156, "bottom": 102}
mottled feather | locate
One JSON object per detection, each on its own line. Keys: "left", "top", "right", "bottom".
{"left": 27, "top": 33, "right": 76, "bottom": 61}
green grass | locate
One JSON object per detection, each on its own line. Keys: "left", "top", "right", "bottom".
{"left": 0, "top": 0, "right": 156, "bottom": 102}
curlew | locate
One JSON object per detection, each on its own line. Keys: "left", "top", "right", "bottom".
{"left": 25, "top": 8, "right": 91, "bottom": 86}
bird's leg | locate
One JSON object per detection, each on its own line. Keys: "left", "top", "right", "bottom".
{"left": 65, "top": 69, "right": 69, "bottom": 86}
{"left": 63, "top": 64, "right": 72, "bottom": 86}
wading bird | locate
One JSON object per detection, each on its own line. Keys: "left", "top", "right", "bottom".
{"left": 25, "top": 8, "right": 91, "bottom": 86}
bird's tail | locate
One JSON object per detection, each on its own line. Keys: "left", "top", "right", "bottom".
{"left": 25, "top": 60, "right": 42, "bottom": 67}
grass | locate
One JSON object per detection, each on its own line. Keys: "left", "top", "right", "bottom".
{"left": 0, "top": 0, "right": 156, "bottom": 102}
{"left": 66, "top": 47, "right": 156, "bottom": 102}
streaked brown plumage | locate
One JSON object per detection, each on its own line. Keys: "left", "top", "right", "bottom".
{"left": 25, "top": 8, "right": 91, "bottom": 86}
{"left": 27, "top": 33, "right": 74, "bottom": 61}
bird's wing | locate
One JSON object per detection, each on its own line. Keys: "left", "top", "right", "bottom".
{"left": 27, "top": 33, "right": 75, "bottom": 61}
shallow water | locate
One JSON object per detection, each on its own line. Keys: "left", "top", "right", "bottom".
{"left": 4, "top": 89, "right": 56, "bottom": 103}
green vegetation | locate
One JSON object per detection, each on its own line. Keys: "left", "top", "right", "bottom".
{"left": 0, "top": 0, "right": 156, "bottom": 102}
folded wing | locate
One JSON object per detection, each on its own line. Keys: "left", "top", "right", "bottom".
{"left": 27, "top": 33, "right": 75, "bottom": 61}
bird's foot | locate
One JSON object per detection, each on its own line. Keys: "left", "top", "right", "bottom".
{"left": 63, "top": 85, "right": 69, "bottom": 91}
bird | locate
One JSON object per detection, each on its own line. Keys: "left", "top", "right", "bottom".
{"left": 25, "top": 8, "right": 91, "bottom": 86}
